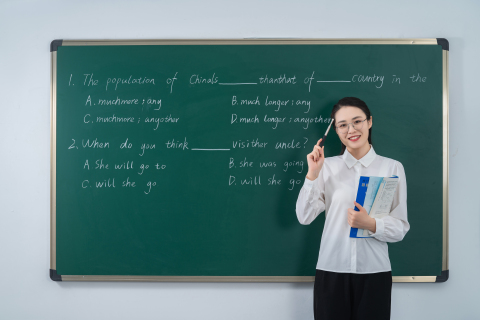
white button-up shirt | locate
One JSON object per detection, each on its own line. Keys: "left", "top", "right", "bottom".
{"left": 296, "top": 144, "right": 410, "bottom": 273}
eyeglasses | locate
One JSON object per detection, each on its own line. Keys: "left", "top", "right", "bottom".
{"left": 335, "top": 118, "right": 368, "bottom": 134}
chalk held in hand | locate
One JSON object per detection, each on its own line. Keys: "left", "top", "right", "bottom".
{"left": 319, "top": 118, "right": 334, "bottom": 148}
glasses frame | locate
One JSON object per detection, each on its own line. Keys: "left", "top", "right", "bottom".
{"left": 335, "top": 118, "right": 368, "bottom": 134}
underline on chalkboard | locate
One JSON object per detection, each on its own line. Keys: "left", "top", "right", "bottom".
{"left": 317, "top": 81, "right": 351, "bottom": 82}
{"left": 218, "top": 83, "right": 258, "bottom": 85}
{"left": 191, "top": 148, "right": 231, "bottom": 151}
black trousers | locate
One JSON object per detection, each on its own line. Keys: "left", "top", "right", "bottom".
{"left": 314, "top": 269, "right": 392, "bottom": 320}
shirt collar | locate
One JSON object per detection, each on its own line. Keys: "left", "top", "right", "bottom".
{"left": 342, "top": 144, "right": 376, "bottom": 169}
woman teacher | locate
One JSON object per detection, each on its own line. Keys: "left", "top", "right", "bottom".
{"left": 296, "top": 97, "right": 410, "bottom": 320}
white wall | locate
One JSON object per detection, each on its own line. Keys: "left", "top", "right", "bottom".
{"left": 1, "top": 0, "right": 478, "bottom": 319}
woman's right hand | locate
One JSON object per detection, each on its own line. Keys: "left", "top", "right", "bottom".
{"left": 306, "top": 138, "right": 325, "bottom": 181}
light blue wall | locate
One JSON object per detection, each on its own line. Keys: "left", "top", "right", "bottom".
{"left": 0, "top": 0, "right": 477, "bottom": 319}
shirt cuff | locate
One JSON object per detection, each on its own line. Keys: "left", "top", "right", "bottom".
{"left": 368, "top": 218, "right": 385, "bottom": 238}
{"left": 303, "top": 176, "right": 317, "bottom": 189}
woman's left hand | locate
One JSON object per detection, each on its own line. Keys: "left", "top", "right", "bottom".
{"left": 347, "top": 201, "right": 376, "bottom": 233}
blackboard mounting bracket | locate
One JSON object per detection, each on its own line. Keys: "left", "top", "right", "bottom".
{"left": 436, "top": 38, "right": 449, "bottom": 51}
{"left": 435, "top": 270, "right": 449, "bottom": 282}
{"left": 50, "top": 39, "right": 63, "bottom": 52}
{"left": 50, "top": 269, "right": 62, "bottom": 281}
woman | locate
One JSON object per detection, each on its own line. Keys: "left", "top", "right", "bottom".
{"left": 296, "top": 97, "right": 410, "bottom": 320}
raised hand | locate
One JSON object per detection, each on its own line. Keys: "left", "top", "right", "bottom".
{"left": 306, "top": 138, "right": 325, "bottom": 181}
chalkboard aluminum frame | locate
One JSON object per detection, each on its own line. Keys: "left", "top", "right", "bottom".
{"left": 50, "top": 38, "right": 449, "bottom": 282}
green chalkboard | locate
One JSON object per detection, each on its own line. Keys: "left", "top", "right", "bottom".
{"left": 50, "top": 39, "right": 449, "bottom": 282}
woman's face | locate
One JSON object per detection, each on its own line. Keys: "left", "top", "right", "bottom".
{"left": 334, "top": 106, "right": 372, "bottom": 150}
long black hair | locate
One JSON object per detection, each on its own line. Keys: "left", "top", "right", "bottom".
{"left": 330, "top": 97, "right": 373, "bottom": 155}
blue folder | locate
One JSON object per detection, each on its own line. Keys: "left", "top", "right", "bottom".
{"left": 349, "top": 175, "right": 398, "bottom": 238}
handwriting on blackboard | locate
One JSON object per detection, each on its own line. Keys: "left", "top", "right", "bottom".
{"left": 66, "top": 69, "right": 428, "bottom": 195}
{"left": 69, "top": 72, "right": 427, "bottom": 91}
